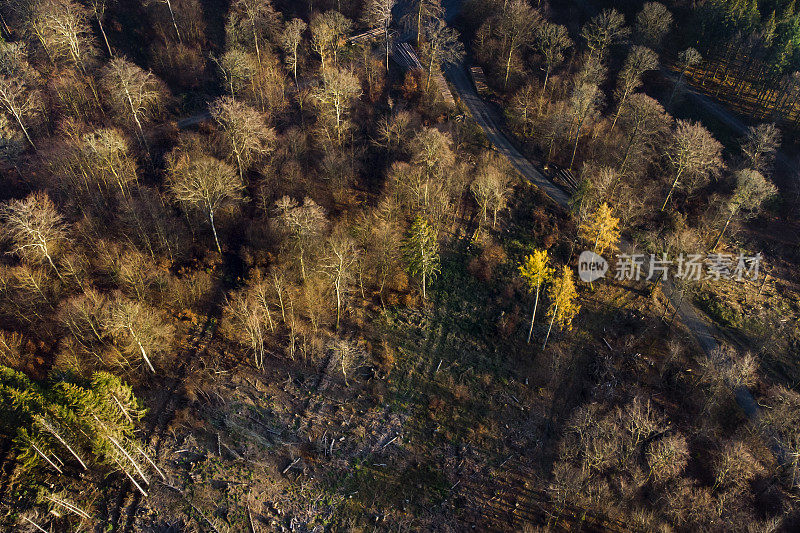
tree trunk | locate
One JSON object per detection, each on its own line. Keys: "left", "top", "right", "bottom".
{"left": 98, "top": 16, "right": 113, "bottom": 57}
{"left": 527, "top": 283, "right": 540, "bottom": 344}
{"left": 542, "top": 302, "right": 559, "bottom": 349}
{"left": 165, "top": 0, "right": 182, "bottom": 43}
{"left": 131, "top": 329, "right": 156, "bottom": 373}
{"left": 711, "top": 210, "right": 735, "bottom": 250}
{"left": 660, "top": 169, "right": 683, "bottom": 212}
{"left": 209, "top": 209, "right": 222, "bottom": 253}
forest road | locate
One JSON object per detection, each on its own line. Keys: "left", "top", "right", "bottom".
{"left": 443, "top": 59, "right": 766, "bottom": 422}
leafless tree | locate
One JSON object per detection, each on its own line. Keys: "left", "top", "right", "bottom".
{"left": 567, "top": 82, "right": 603, "bottom": 170}
{"left": 313, "top": 67, "right": 362, "bottom": 144}
{"left": 327, "top": 337, "right": 366, "bottom": 386}
{"left": 534, "top": 21, "right": 571, "bottom": 103}
{"left": 740, "top": 123, "right": 781, "bottom": 173}
{"left": 106, "top": 295, "right": 175, "bottom": 373}
{"left": 0, "top": 73, "right": 40, "bottom": 149}
{"left": 668, "top": 48, "right": 701, "bottom": 108}
{"left": 145, "top": 0, "right": 184, "bottom": 43}
{"left": 87, "top": 0, "right": 115, "bottom": 56}
{"left": 634, "top": 2, "right": 673, "bottom": 49}
{"left": 320, "top": 229, "right": 359, "bottom": 329}
{"left": 273, "top": 196, "right": 328, "bottom": 281}
{"left": 224, "top": 285, "right": 270, "bottom": 369}
{"left": 0, "top": 192, "right": 69, "bottom": 278}
{"left": 616, "top": 93, "right": 670, "bottom": 175}
{"left": 281, "top": 18, "right": 307, "bottom": 88}
{"left": 363, "top": 0, "right": 396, "bottom": 72}
{"left": 580, "top": 8, "right": 629, "bottom": 60}
{"left": 310, "top": 10, "right": 352, "bottom": 71}
{"left": 661, "top": 120, "right": 723, "bottom": 211}
{"left": 28, "top": 0, "right": 97, "bottom": 73}
{"left": 610, "top": 46, "right": 658, "bottom": 131}
{"left": 712, "top": 168, "right": 777, "bottom": 248}
{"left": 210, "top": 96, "right": 275, "bottom": 179}
{"left": 101, "top": 57, "right": 167, "bottom": 151}
{"left": 226, "top": 0, "right": 280, "bottom": 68}
{"left": 470, "top": 153, "right": 512, "bottom": 231}
{"left": 421, "top": 17, "right": 464, "bottom": 92}
{"left": 80, "top": 128, "right": 139, "bottom": 198}
{"left": 498, "top": 0, "right": 540, "bottom": 89}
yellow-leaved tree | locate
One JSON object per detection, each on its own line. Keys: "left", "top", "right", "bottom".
{"left": 579, "top": 201, "right": 620, "bottom": 257}
{"left": 543, "top": 266, "right": 580, "bottom": 349}
{"left": 519, "top": 249, "right": 554, "bottom": 344}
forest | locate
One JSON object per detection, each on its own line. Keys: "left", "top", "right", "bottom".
{"left": 0, "top": 0, "right": 799, "bottom": 531}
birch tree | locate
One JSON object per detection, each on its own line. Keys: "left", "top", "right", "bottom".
{"left": 226, "top": 0, "right": 281, "bottom": 68}
{"left": 320, "top": 230, "right": 359, "bottom": 330}
{"left": 661, "top": 120, "right": 723, "bottom": 212}
{"left": 87, "top": 0, "right": 115, "bottom": 56}
{"left": 101, "top": 58, "right": 167, "bottom": 151}
{"left": 273, "top": 196, "right": 328, "bottom": 281}
{"left": 740, "top": 123, "right": 781, "bottom": 173}
{"left": 580, "top": 8, "right": 629, "bottom": 60}
{"left": 281, "top": 18, "right": 307, "bottom": 88}
{"left": 28, "top": 0, "right": 97, "bottom": 73}
{"left": 402, "top": 215, "right": 439, "bottom": 300}
{"left": 313, "top": 67, "right": 362, "bottom": 144}
{"left": 567, "top": 82, "right": 602, "bottom": 171}
{"left": 310, "top": 11, "right": 352, "bottom": 71}
{"left": 711, "top": 169, "right": 777, "bottom": 249}
{"left": 166, "top": 154, "right": 243, "bottom": 253}
{"left": 634, "top": 2, "right": 673, "bottom": 49}
{"left": 610, "top": 46, "right": 658, "bottom": 131}
{"left": 210, "top": 96, "right": 276, "bottom": 179}
{"left": 470, "top": 154, "right": 512, "bottom": 232}
{"left": 364, "top": 0, "right": 396, "bottom": 72}
{"left": 0, "top": 192, "right": 69, "bottom": 278}
{"left": 499, "top": 0, "right": 540, "bottom": 89}
{"left": 106, "top": 296, "right": 174, "bottom": 373}
{"left": 542, "top": 266, "right": 579, "bottom": 349}
{"left": 0, "top": 74, "right": 40, "bottom": 149}
{"left": 534, "top": 21, "right": 571, "bottom": 103}
{"left": 422, "top": 17, "right": 464, "bottom": 92}
{"left": 519, "top": 249, "right": 553, "bottom": 344}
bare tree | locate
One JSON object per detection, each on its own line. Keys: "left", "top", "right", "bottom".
{"left": 580, "top": 8, "right": 629, "bottom": 60}
{"left": 145, "top": 0, "right": 184, "bottom": 43}
{"left": 741, "top": 123, "right": 781, "bottom": 173}
{"left": 616, "top": 93, "right": 670, "bottom": 175}
{"left": 87, "top": 0, "right": 115, "bottom": 56}
{"left": 711, "top": 168, "right": 777, "bottom": 249}
{"left": 224, "top": 285, "right": 270, "bottom": 369}
{"left": 0, "top": 74, "right": 40, "bottom": 149}
{"left": 101, "top": 57, "right": 167, "bottom": 151}
{"left": 226, "top": 0, "right": 280, "bottom": 68}
{"left": 281, "top": 18, "right": 307, "bottom": 88}
{"left": 421, "top": 17, "right": 464, "bottom": 92}
{"left": 470, "top": 153, "right": 512, "bottom": 232}
{"left": 28, "top": 0, "right": 97, "bottom": 73}
{"left": 610, "top": 46, "right": 658, "bottom": 131}
{"left": 313, "top": 67, "right": 362, "bottom": 144}
{"left": 320, "top": 229, "right": 359, "bottom": 329}
{"left": 0, "top": 192, "right": 69, "bottom": 278}
{"left": 667, "top": 48, "right": 701, "bottom": 108}
{"left": 498, "top": 0, "right": 540, "bottom": 89}
{"left": 363, "top": 0, "right": 396, "bottom": 73}
{"left": 80, "top": 128, "right": 139, "bottom": 198}
{"left": 534, "top": 21, "right": 571, "bottom": 103}
{"left": 310, "top": 11, "right": 352, "bottom": 71}
{"left": 634, "top": 2, "right": 673, "bottom": 49}
{"left": 327, "top": 337, "right": 365, "bottom": 386}
{"left": 210, "top": 96, "right": 275, "bottom": 179}
{"left": 166, "top": 154, "right": 244, "bottom": 253}
{"left": 567, "top": 82, "right": 603, "bottom": 170}
{"left": 405, "top": 0, "right": 443, "bottom": 47}
{"left": 661, "top": 120, "right": 723, "bottom": 212}
{"left": 273, "top": 196, "right": 327, "bottom": 281}
{"left": 106, "top": 295, "right": 174, "bottom": 373}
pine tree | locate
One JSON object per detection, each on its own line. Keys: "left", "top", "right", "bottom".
{"left": 542, "top": 266, "right": 580, "bottom": 349}
{"left": 519, "top": 250, "right": 554, "bottom": 344}
{"left": 402, "top": 216, "right": 440, "bottom": 300}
